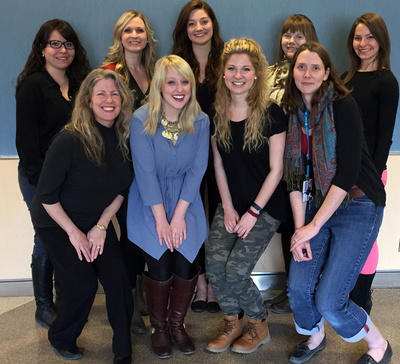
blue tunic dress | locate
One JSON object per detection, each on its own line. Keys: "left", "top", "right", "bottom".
{"left": 127, "top": 105, "right": 209, "bottom": 262}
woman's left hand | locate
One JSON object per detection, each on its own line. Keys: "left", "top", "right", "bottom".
{"left": 233, "top": 212, "right": 257, "bottom": 239}
{"left": 170, "top": 216, "right": 187, "bottom": 249}
{"left": 87, "top": 226, "right": 107, "bottom": 260}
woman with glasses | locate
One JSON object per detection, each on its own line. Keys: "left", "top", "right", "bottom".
{"left": 16, "top": 18, "right": 90, "bottom": 330}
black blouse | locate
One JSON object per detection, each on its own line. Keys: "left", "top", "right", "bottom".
{"left": 16, "top": 71, "right": 79, "bottom": 185}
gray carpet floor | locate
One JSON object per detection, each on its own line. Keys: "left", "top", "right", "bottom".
{"left": 0, "top": 289, "right": 398, "bottom": 364}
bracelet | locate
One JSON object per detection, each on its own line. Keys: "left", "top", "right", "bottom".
{"left": 247, "top": 208, "right": 260, "bottom": 218}
{"left": 252, "top": 202, "right": 262, "bottom": 212}
{"left": 96, "top": 224, "right": 107, "bottom": 231}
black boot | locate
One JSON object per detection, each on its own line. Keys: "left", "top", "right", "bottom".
{"left": 131, "top": 288, "right": 146, "bottom": 335}
{"left": 31, "top": 255, "right": 56, "bottom": 328}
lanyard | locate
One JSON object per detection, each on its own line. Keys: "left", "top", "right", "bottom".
{"left": 304, "top": 110, "right": 310, "bottom": 178}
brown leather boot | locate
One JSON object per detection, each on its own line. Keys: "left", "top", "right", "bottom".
{"left": 144, "top": 275, "right": 173, "bottom": 359}
{"left": 206, "top": 315, "right": 244, "bottom": 353}
{"left": 231, "top": 318, "right": 271, "bottom": 354}
{"left": 168, "top": 274, "right": 198, "bottom": 355}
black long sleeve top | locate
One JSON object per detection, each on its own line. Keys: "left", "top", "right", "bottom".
{"left": 295, "top": 95, "right": 385, "bottom": 206}
{"left": 31, "top": 123, "right": 133, "bottom": 230}
{"left": 16, "top": 71, "right": 79, "bottom": 185}
{"left": 345, "top": 70, "right": 399, "bottom": 175}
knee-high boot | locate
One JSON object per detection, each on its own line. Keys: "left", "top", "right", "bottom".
{"left": 31, "top": 255, "right": 56, "bottom": 328}
{"left": 144, "top": 275, "right": 173, "bottom": 359}
{"left": 168, "top": 274, "right": 198, "bottom": 355}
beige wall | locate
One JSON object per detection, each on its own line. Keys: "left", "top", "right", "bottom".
{"left": 1, "top": 157, "right": 399, "bottom": 280}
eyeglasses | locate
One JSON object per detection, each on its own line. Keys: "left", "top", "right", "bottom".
{"left": 47, "top": 40, "right": 75, "bottom": 49}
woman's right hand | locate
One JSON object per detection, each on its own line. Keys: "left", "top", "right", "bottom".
{"left": 68, "top": 228, "right": 92, "bottom": 262}
{"left": 223, "top": 207, "right": 239, "bottom": 233}
{"left": 155, "top": 220, "right": 173, "bottom": 252}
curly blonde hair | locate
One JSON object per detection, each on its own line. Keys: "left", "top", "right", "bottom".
{"left": 102, "top": 10, "right": 157, "bottom": 84}
{"left": 214, "top": 38, "right": 270, "bottom": 151}
{"left": 65, "top": 69, "right": 133, "bottom": 165}
{"left": 144, "top": 55, "right": 200, "bottom": 135}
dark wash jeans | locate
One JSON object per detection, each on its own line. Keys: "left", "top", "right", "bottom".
{"left": 288, "top": 195, "right": 383, "bottom": 342}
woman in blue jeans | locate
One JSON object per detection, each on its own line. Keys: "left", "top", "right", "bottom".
{"left": 282, "top": 42, "right": 392, "bottom": 364}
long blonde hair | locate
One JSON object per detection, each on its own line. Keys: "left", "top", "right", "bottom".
{"left": 214, "top": 38, "right": 270, "bottom": 151}
{"left": 65, "top": 69, "right": 133, "bottom": 165}
{"left": 102, "top": 10, "right": 157, "bottom": 83}
{"left": 144, "top": 55, "right": 201, "bottom": 135}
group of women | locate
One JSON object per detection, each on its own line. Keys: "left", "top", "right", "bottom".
{"left": 15, "top": 1, "right": 398, "bottom": 364}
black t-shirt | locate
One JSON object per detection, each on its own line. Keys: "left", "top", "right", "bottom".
{"left": 31, "top": 123, "right": 133, "bottom": 230}
{"left": 218, "top": 103, "right": 288, "bottom": 221}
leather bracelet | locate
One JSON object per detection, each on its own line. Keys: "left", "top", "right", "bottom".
{"left": 96, "top": 224, "right": 107, "bottom": 231}
{"left": 247, "top": 208, "right": 259, "bottom": 218}
{"left": 252, "top": 202, "right": 262, "bottom": 212}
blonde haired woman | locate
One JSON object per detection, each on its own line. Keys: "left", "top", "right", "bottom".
{"left": 102, "top": 9, "right": 157, "bottom": 334}
{"left": 30, "top": 69, "right": 134, "bottom": 363}
{"left": 206, "top": 38, "right": 288, "bottom": 354}
{"left": 102, "top": 9, "right": 157, "bottom": 109}
{"left": 127, "top": 55, "right": 209, "bottom": 358}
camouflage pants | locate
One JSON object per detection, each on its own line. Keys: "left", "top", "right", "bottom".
{"left": 206, "top": 204, "right": 280, "bottom": 320}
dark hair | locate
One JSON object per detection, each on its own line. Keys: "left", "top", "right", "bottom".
{"left": 17, "top": 19, "right": 90, "bottom": 91}
{"left": 344, "top": 13, "right": 391, "bottom": 84}
{"left": 277, "top": 14, "right": 318, "bottom": 61}
{"left": 172, "top": 0, "right": 224, "bottom": 88}
{"left": 282, "top": 42, "right": 349, "bottom": 111}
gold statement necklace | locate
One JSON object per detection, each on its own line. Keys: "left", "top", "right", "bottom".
{"left": 161, "top": 114, "right": 182, "bottom": 143}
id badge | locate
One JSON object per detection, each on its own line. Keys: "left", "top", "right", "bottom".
{"left": 302, "top": 178, "right": 312, "bottom": 203}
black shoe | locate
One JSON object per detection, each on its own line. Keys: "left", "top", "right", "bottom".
{"left": 289, "top": 336, "right": 326, "bottom": 364}
{"left": 132, "top": 289, "right": 147, "bottom": 335}
{"left": 356, "top": 342, "right": 392, "bottom": 364}
{"left": 206, "top": 301, "right": 220, "bottom": 313}
{"left": 270, "top": 297, "right": 292, "bottom": 314}
{"left": 51, "top": 345, "right": 83, "bottom": 360}
{"left": 191, "top": 299, "right": 207, "bottom": 312}
{"left": 264, "top": 290, "right": 287, "bottom": 308}
{"left": 114, "top": 355, "right": 132, "bottom": 364}
{"left": 35, "top": 305, "right": 56, "bottom": 329}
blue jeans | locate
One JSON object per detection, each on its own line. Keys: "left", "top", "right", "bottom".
{"left": 288, "top": 195, "right": 384, "bottom": 342}
{"left": 18, "top": 166, "right": 48, "bottom": 258}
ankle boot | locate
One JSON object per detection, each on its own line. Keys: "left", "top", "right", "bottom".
{"left": 31, "top": 255, "right": 56, "bottom": 329}
{"left": 144, "top": 275, "right": 173, "bottom": 359}
{"left": 131, "top": 289, "right": 146, "bottom": 335}
{"left": 231, "top": 318, "right": 271, "bottom": 354}
{"left": 168, "top": 274, "right": 198, "bottom": 355}
{"left": 206, "top": 314, "right": 244, "bottom": 353}
{"left": 136, "top": 274, "right": 148, "bottom": 316}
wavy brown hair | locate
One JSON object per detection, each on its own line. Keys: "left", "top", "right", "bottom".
{"left": 277, "top": 14, "right": 318, "bottom": 61}
{"left": 343, "top": 13, "right": 391, "bottom": 84}
{"left": 17, "top": 19, "right": 90, "bottom": 91}
{"left": 65, "top": 69, "right": 133, "bottom": 165}
{"left": 102, "top": 10, "right": 157, "bottom": 84}
{"left": 145, "top": 55, "right": 200, "bottom": 136}
{"left": 282, "top": 42, "right": 349, "bottom": 111}
{"left": 214, "top": 38, "right": 270, "bottom": 152}
{"left": 172, "top": 0, "right": 223, "bottom": 88}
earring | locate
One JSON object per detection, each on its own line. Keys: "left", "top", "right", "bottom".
{"left": 223, "top": 75, "right": 225, "bottom": 79}
{"left": 254, "top": 76, "right": 257, "bottom": 80}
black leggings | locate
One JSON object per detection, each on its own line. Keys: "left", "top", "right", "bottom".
{"left": 143, "top": 250, "right": 199, "bottom": 282}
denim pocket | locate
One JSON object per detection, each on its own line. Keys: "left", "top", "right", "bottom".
{"left": 349, "top": 195, "right": 374, "bottom": 206}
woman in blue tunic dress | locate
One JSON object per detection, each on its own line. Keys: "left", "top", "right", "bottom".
{"left": 127, "top": 55, "right": 209, "bottom": 359}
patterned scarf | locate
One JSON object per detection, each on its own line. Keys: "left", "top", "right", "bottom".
{"left": 284, "top": 86, "right": 336, "bottom": 206}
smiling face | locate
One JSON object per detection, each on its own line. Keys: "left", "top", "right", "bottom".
{"left": 223, "top": 53, "right": 256, "bottom": 97}
{"left": 353, "top": 23, "right": 380, "bottom": 70}
{"left": 161, "top": 68, "right": 191, "bottom": 120}
{"left": 42, "top": 30, "right": 75, "bottom": 73}
{"left": 90, "top": 78, "right": 121, "bottom": 127}
{"left": 293, "top": 50, "right": 330, "bottom": 107}
{"left": 186, "top": 8, "right": 213, "bottom": 46}
{"left": 121, "top": 16, "right": 148, "bottom": 54}
{"left": 281, "top": 30, "right": 306, "bottom": 59}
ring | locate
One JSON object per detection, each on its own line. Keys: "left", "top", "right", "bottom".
{"left": 97, "top": 245, "right": 101, "bottom": 249}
